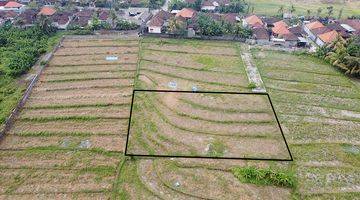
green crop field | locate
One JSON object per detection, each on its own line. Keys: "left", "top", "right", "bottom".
{"left": 249, "top": 0, "right": 360, "bottom": 17}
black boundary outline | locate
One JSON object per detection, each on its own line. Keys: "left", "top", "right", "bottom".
{"left": 125, "top": 89, "right": 293, "bottom": 161}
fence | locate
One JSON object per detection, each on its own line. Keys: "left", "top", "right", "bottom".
{"left": 0, "top": 36, "right": 65, "bottom": 141}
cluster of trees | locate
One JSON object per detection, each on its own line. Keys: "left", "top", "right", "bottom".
{"left": 316, "top": 36, "right": 360, "bottom": 76}
{"left": 196, "top": 13, "right": 252, "bottom": 37}
{"left": 0, "top": 25, "right": 55, "bottom": 76}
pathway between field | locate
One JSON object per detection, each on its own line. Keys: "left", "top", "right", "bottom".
{"left": 240, "top": 45, "right": 266, "bottom": 93}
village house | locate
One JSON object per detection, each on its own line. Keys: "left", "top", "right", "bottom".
{"left": 315, "top": 30, "right": 338, "bottom": 47}
{"left": 98, "top": 9, "right": 110, "bottom": 23}
{"left": 303, "top": 20, "right": 325, "bottom": 41}
{"left": 71, "top": 9, "right": 94, "bottom": 28}
{"left": 147, "top": 10, "right": 171, "bottom": 33}
{"left": 38, "top": 6, "right": 56, "bottom": 16}
{"left": 252, "top": 27, "right": 270, "bottom": 45}
{"left": 0, "top": 10, "right": 17, "bottom": 25}
{"left": 52, "top": 11, "right": 73, "bottom": 29}
{"left": 176, "top": 8, "right": 196, "bottom": 20}
{"left": 1, "top": 1, "right": 25, "bottom": 13}
{"left": 15, "top": 8, "right": 37, "bottom": 27}
{"left": 242, "top": 14, "right": 263, "bottom": 28}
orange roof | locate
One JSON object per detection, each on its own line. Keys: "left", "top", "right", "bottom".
{"left": 272, "top": 20, "right": 290, "bottom": 35}
{"left": 39, "top": 6, "right": 56, "bottom": 16}
{"left": 244, "top": 15, "right": 263, "bottom": 26}
{"left": 176, "top": 8, "right": 195, "bottom": 19}
{"left": 318, "top": 30, "right": 338, "bottom": 43}
{"left": 4, "top": 1, "right": 23, "bottom": 8}
{"left": 305, "top": 21, "right": 324, "bottom": 30}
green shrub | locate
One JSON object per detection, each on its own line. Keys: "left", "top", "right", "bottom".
{"left": 248, "top": 82, "right": 257, "bottom": 89}
{"left": 232, "top": 166, "right": 296, "bottom": 188}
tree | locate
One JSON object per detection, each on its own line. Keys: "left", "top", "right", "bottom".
{"left": 36, "top": 15, "right": 56, "bottom": 34}
{"left": 197, "top": 13, "right": 223, "bottom": 36}
{"left": 167, "top": 17, "right": 186, "bottom": 35}
{"left": 316, "top": 8, "right": 322, "bottom": 17}
{"left": 338, "top": 8, "right": 343, "bottom": 19}
{"left": 233, "top": 23, "right": 252, "bottom": 38}
{"left": 109, "top": 9, "right": 118, "bottom": 28}
{"left": 326, "top": 6, "right": 333, "bottom": 18}
{"left": 289, "top": 4, "right": 295, "bottom": 14}
{"left": 277, "top": 6, "right": 284, "bottom": 16}
{"left": 306, "top": 9, "right": 311, "bottom": 18}
{"left": 325, "top": 36, "right": 360, "bottom": 75}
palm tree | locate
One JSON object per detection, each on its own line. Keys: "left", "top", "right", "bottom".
{"left": 326, "top": 6, "right": 333, "bottom": 18}
{"left": 326, "top": 37, "right": 360, "bottom": 75}
{"left": 306, "top": 9, "right": 311, "bottom": 18}
{"left": 278, "top": 5, "right": 284, "bottom": 16}
{"left": 290, "top": 4, "right": 296, "bottom": 14}
{"left": 316, "top": 8, "right": 322, "bottom": 17}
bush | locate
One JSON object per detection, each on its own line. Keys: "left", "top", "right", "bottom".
{"left": 115, "top": 20, "right": 139, "bottom": 31}
{"left": 248, "top": 82, "right": 257, "bottom": 89}
{"left": 232, "top": 166, "right": 296, "bottom": 188}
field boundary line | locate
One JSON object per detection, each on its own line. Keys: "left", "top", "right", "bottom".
{"left": 125, "top": 89, "right": 293, "bottom": 161}
{"left": 0, "top": 36, "right": 65, "bottom": 141}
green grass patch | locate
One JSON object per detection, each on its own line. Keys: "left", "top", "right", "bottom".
{"left": 232, "top": 166, "right": 296, "bottom": 188}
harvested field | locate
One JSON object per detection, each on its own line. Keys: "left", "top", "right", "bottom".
{"left": 137, "top": 38, "right": 249, "bottom": 92}
{"left": 252, "top": 48, "right": 360, "bottom": 199}
{"left": 0, "top": 36, "right": 138, "bottom": 198}
{"left": 127, "top": 91, "right": 290, "bottom": 159}
{"left": 3, "top": 36, "right": 356, "bottom": 199}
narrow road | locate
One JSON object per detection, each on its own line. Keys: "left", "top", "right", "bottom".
{"left": 240, "top": 45, "right": 266, "bottom": 93}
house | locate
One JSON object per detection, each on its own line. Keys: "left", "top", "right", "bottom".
{"left": 98, "top": 9, "right": 109, "bottom": 23}
{"left": 242, "top": 15, "right": 263, "bottom": 28}
{"left": 262, "top": 17, "right": 281, "bottom": 28}
{"left": 2, "top": 1, "right": 25, "bottom": 13}
{"left": 326, "top": 23, "right": 350, "bottom": 38}
{"left": 0, "top": 10, "right": 17, "bottom": 23}
{"left": 339, "top": 19, "right": 360, "bottom": 35}
{"left": 38, "top": 6, "right": 56, "bottom": 16}
{"left": 52, "top": 11, "right": 72, "bottom": 29}
{"left": 252, "top": 27, "right": 269, "bottom": 45}
{"left": 222, "top": 13, "right": 239, "bottom": 24}
{"left": 176, "top": 8, "right": 196, "bottom": 19}
{"left": 71, "top": 9, "right": 94, "bottom": 28}
{"left": 147, "top": 10, "right": 171, "bottom": 33}
{"left": 272, "top": 20, "right": 289, "bottom": 36}
{"left": 315, "top": 30, "right": 338, "bottom": 46}
{"left": 303, "top": 20, "right": 324, "bottom": 41}
{"left": 0, "top": 1, "right": 8, "bottom": 10}
{"left": 15, "top": 9, "right": 37, "bottom": 27}
{"left": 288, "top": 25, "right": 305, "bottom": 37}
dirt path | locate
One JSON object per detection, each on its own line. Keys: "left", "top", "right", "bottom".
{"left": 240, "top": 45, "right": 266, "bottom": 93}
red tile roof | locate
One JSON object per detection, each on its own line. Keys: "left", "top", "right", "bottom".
{"left": 0, "top": 1, "right": 8, "bottom": 6}
{"left": 244, "top": 15, "right": 263, "bottom": 26}
{"left": 272, "top": 20, "right": 290, "bottom": 35}
{"left": 318, "top": 30, "right": 338, "bottom": 43}
{"left": 305, "top": 21, "right": 324, "bottom": 30}
{"left": 4, "top": 1, "right": 23, "bottom": 8}
{"left": 39, "top": 6, "right": 56, "bottom": 16}
{"left": 176, "top": 8, "right": 196, "bottom": 19}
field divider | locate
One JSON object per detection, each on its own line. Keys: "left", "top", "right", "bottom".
{"left": 54, "top": 52, "right": 139, "bottom": 57}
{"left": 43, "top": 76, "right": 136, "bottom": 83}
{"left": 0, "top": 36, "right": 65, "bottom": 141}
{"left": 44, "top": 69, "right": 137, "bottom": 75}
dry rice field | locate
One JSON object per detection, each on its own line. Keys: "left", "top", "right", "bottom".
{"left": 0, "top": 36, "right": 359, "bottom": 199}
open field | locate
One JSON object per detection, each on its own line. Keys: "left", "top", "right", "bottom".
{"left": 249, "top": 0, "right": 360, "bottom": 17}
{"left": 0, "top": 36, "right": 359, "bottom": 199}
{"left": 252, "top": 48, "right": 360, "bottom": 199}
{"left": 0, "top": 36, "right": 139, "bottom": 199}
{"left": 127, "top": 91, "right": 290, "bottom": 159}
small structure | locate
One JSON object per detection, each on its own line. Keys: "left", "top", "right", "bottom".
{"left": 52, "top": 11, "right": 73, "bottom": 29}
{"left": 2, "top": 1, "right": 25, "bottom": 13}
{"left": 38, "top": 6, "right": 56, "bottom": 16}
{"left": 147, "top": 10, "right": 171, "bottom": 33}
{"left": 303, "top": 20, "right": 324, "bottom": 41}
{"left": 316, "top": 30, "right": 338, "bottom": 47}
{"left": 242, "top": 14, "right": 263, "bottom": 28}
{"left": 252, "top": 27, "right": 270, "bottom": 45}
{"left": 176, "top": 8, "right": 196, "bottom": 20}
